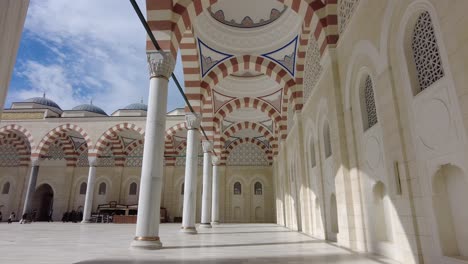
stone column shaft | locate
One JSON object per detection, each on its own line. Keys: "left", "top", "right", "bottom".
{"left": 181, "top": 113, "right": 201, "bottom": 234}
{"left": 22, "top": 159, "right": 39, "bottom": 216}
{"left": 200, "top": 141, "right": 213, "bottom": 228}
{"left": 131, "top": 51, "right": 175, "bottom": 249}
{"left": 82, "top": 158, "right": 97, "bottom": 223}
{"left": 211, "top": 157, "right": 220, "bottom": 225}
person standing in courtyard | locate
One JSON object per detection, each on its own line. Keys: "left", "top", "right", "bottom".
{"left": 8, "top": 212, "right": 15, "bottom": 224}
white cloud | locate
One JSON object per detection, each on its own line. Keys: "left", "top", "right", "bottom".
{"left": 8, "top": 0, "right": 185, "bottom": 113}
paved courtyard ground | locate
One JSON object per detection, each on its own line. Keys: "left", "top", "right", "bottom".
{"left": 0, "top": 223, "right": 399, "bottom": 264}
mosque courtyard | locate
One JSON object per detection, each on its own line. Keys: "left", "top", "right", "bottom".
{"left": 0, "top": 223, "right": 397, "bottom": 264}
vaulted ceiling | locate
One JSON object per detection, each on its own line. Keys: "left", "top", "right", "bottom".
{"left": 147, "top": 0, "right": 341, "bottom": 165}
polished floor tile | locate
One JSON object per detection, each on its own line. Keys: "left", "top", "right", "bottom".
{"left": 0, "top": 223, "right": 399, "bottom": 264}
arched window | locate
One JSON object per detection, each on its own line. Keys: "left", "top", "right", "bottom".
{"left": 254, "top": 182, "right": 263, "bottom": 195}
{"left": 129, "top": 182, "right": 137, "bottom": 195}
{"left": 181, "top": 183, "right": 184, "bottom": 195}
{"left": 2, "top": 182, "right": 10, "bottom": 194}
{"left": 411, "top": 11, "right": 444, "bottom": 94}
{"left": 323, "top": 122, "right": 332, "bottom": 158}
{"left": 98, "top": 182, "right": 106, "bottom": 195}
{"left": 79, "top": 182, "right": 87, "bottom": 195}
{"left": 310, "top": 141, "right": 316, "bottom": 168}
{"left": 234, "top": 182, "right": 242, "bottom": 195}
{"left": 361, "top": 75, "right": 378, "bottom": 130}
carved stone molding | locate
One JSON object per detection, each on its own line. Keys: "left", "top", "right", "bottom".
{"left": 185, "top": 113, "right": 201, "bottom": 130}
{"left": 211, "top": 155, "right": 220, "bottom": 166}
{"left": 88, "top": 157, "right": 98, "bottom": 167}
{"left": 147, "top": 51, "right": 175, "bottom": 80}
{"left": 30, "top": 157, "right": 40, "bottom": 167}
{"left": 202, "top": 141, "right": 213, "bottom": 153}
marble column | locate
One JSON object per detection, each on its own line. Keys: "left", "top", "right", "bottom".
{"left": 82, "top": 157, "right": 97, "bottom": 223}
{"left": 200, "top": 141, "right": 213, "bottom": 228}
{"left": 211, "top": 156, "right": 221, "bottom": 225}
{"left": 0, "top": 0, "right": 29, "bottom": 114}
{"left": 131, "top": 51, "right": 175, "bottom": 249}
{"left": 22, "top": 158, "right": 39, "bottom": 216}
{"left": 181, "top": 113, "right": 201, "bottom": 234}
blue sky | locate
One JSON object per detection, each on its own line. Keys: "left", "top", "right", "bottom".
{"left": 6, "top": 0, "right": 185, "bottom": 114}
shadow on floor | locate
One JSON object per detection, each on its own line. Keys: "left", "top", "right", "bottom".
{"left": 196, "top": 230, "right": 292, "bottom": 235}
{"left": 162, "top": 239, "right": 323, "bottom": 249}
{"left": 75, "top": 253, "right": 398, "bottom": 264}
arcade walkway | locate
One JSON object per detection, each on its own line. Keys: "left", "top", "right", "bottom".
{"left": 0, "top": 223, "right": 398, "bottom": 264}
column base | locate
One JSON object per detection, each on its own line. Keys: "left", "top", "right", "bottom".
{"left": 81, "top": 220, "right": 92, "bottom": 224}
{"left": 211, "top": 221, "right": 220, "bottom": 226}
{"left": 130, "top": 236, "right": 162, "bottom": 250}
{"left": 199, "top": 223, "right": 212, "bottom": 228}
{"left": 180, "top": 226, "right": 198, "bottom": 234}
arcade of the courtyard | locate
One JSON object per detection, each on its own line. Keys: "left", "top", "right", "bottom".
{"left": 2, "top": 0, "right": 468, "bottom": 264}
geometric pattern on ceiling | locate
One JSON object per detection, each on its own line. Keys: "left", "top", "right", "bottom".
{"left": 198, "top": 38, "right": 233, "bottom": 77}
{"left": 121, "top": 136, "right": 137, "bottom": 148}
{"left": 258, "top": 89, "right": 282, "bottom": 113}
{"left": 208, "top": 3, "right": 287, "bottom": 28}
{"left": 261, "top": 35, "right": 298, "bottom": 76}
{"left": 259, "top": 119, "right": 273, "bottom": 133}
{"left": 213, "top": 90, "right": 236, "bottom": 113}
{"left": 70, "top": 136, "right": 86, "bottom": 150}
{"left": 172, "top": 135, "right": 186, "bottom": 149}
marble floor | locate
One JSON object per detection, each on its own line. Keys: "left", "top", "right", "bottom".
{"left": 0, "top": 223, "right": 399, "bottom": 264}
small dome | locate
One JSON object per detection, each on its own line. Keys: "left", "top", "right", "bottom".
{"left": 24, "top": 97, "right": 61, "bottom": 110}
{"left": 72, "top": 103, "right": 107, "bottom": 116}
{"left": 123, "top": 102, "right": 148, "bottom": 111}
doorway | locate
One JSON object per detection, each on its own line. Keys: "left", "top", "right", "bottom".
{"left": 31, "top": 184, "right": 54, "bottom": 221}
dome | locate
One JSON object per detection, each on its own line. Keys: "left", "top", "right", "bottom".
{"left": 72, "top": 103, "right": 107, "bottom": 116}
{"left": 123, "top": 102, "right": 148, "bottom": 111}
{"left": 24, "top": 97, "right": 61, "bottom": 110}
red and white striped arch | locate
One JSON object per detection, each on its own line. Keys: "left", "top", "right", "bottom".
{"left": 146, "top": 0, "right": 338, "bottom": 59}
{"left": 0, "top": 133, "right": 31, "bottom": 166}
{"left": 93, "top": 123, "right": 145, "bottom": 167}
{"left": 33, "top": 124, "right": 92, "bottom": 159}
{"left": 221, "top": 121, "right": 277, "bottom": 150}
{"left": 0, "top": 125, "right": 34, "bottom": 166}
{"left": 213, "top": 97, "right": 282, "bottom": 131}
{"left": 201, "top": 55, "right": 296, "bottom": 100}
{"left": 93, "top": 123, "right": 144, "bottom": 155}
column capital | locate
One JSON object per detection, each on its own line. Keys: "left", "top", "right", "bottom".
{"left": 147, "top": 51, "right": 175, "bottom": 80}
{"left": 88, "top": 157, "right": 98, "bottom": 167}
{"left": 185, "top": 113, "right": 201, "bottom": 130}
{"left": 30, "top": 157, "right": 40, "bottom": 167}
{"left": 211, "top": 155, "right": 220, "bottom": 166}
{"left": 202, "top": 141, "right": 213, "bottom": 153}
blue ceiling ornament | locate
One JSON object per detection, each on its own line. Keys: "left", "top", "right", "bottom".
{"left": 198, "top": 38, "right": 233, "bottom": 78}
{"left": 261, "top": 35, "right": 298, "bottom": 76}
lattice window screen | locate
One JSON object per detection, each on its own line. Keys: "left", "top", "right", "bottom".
{"left": 227, "top": 143, "right": 270, "bottom": 166}
{"left": 97, "top": 145, "right": 114, "bottom": 167}
{"left": 364, "top": 75, "right": 378, "bottom": 130}
{"left": 45, "top": 142, "right": 65, "bottom": 160}
{"left": 0, "top": 144, "right": 20, "bottom": 167}
{"left": 76, "top": 149, "right": 89, "bottom": 167}
{"left": 304, "top": 36, "right": 322, "bottom": 100}
{"left": 411, "top": 11, "right": 444, "bottom": 92}
{"left": 125, "top": 145, "right": 144, "bottom": 167}
{"left": 338, "top": 0, "right": 359, "bottom": 34}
